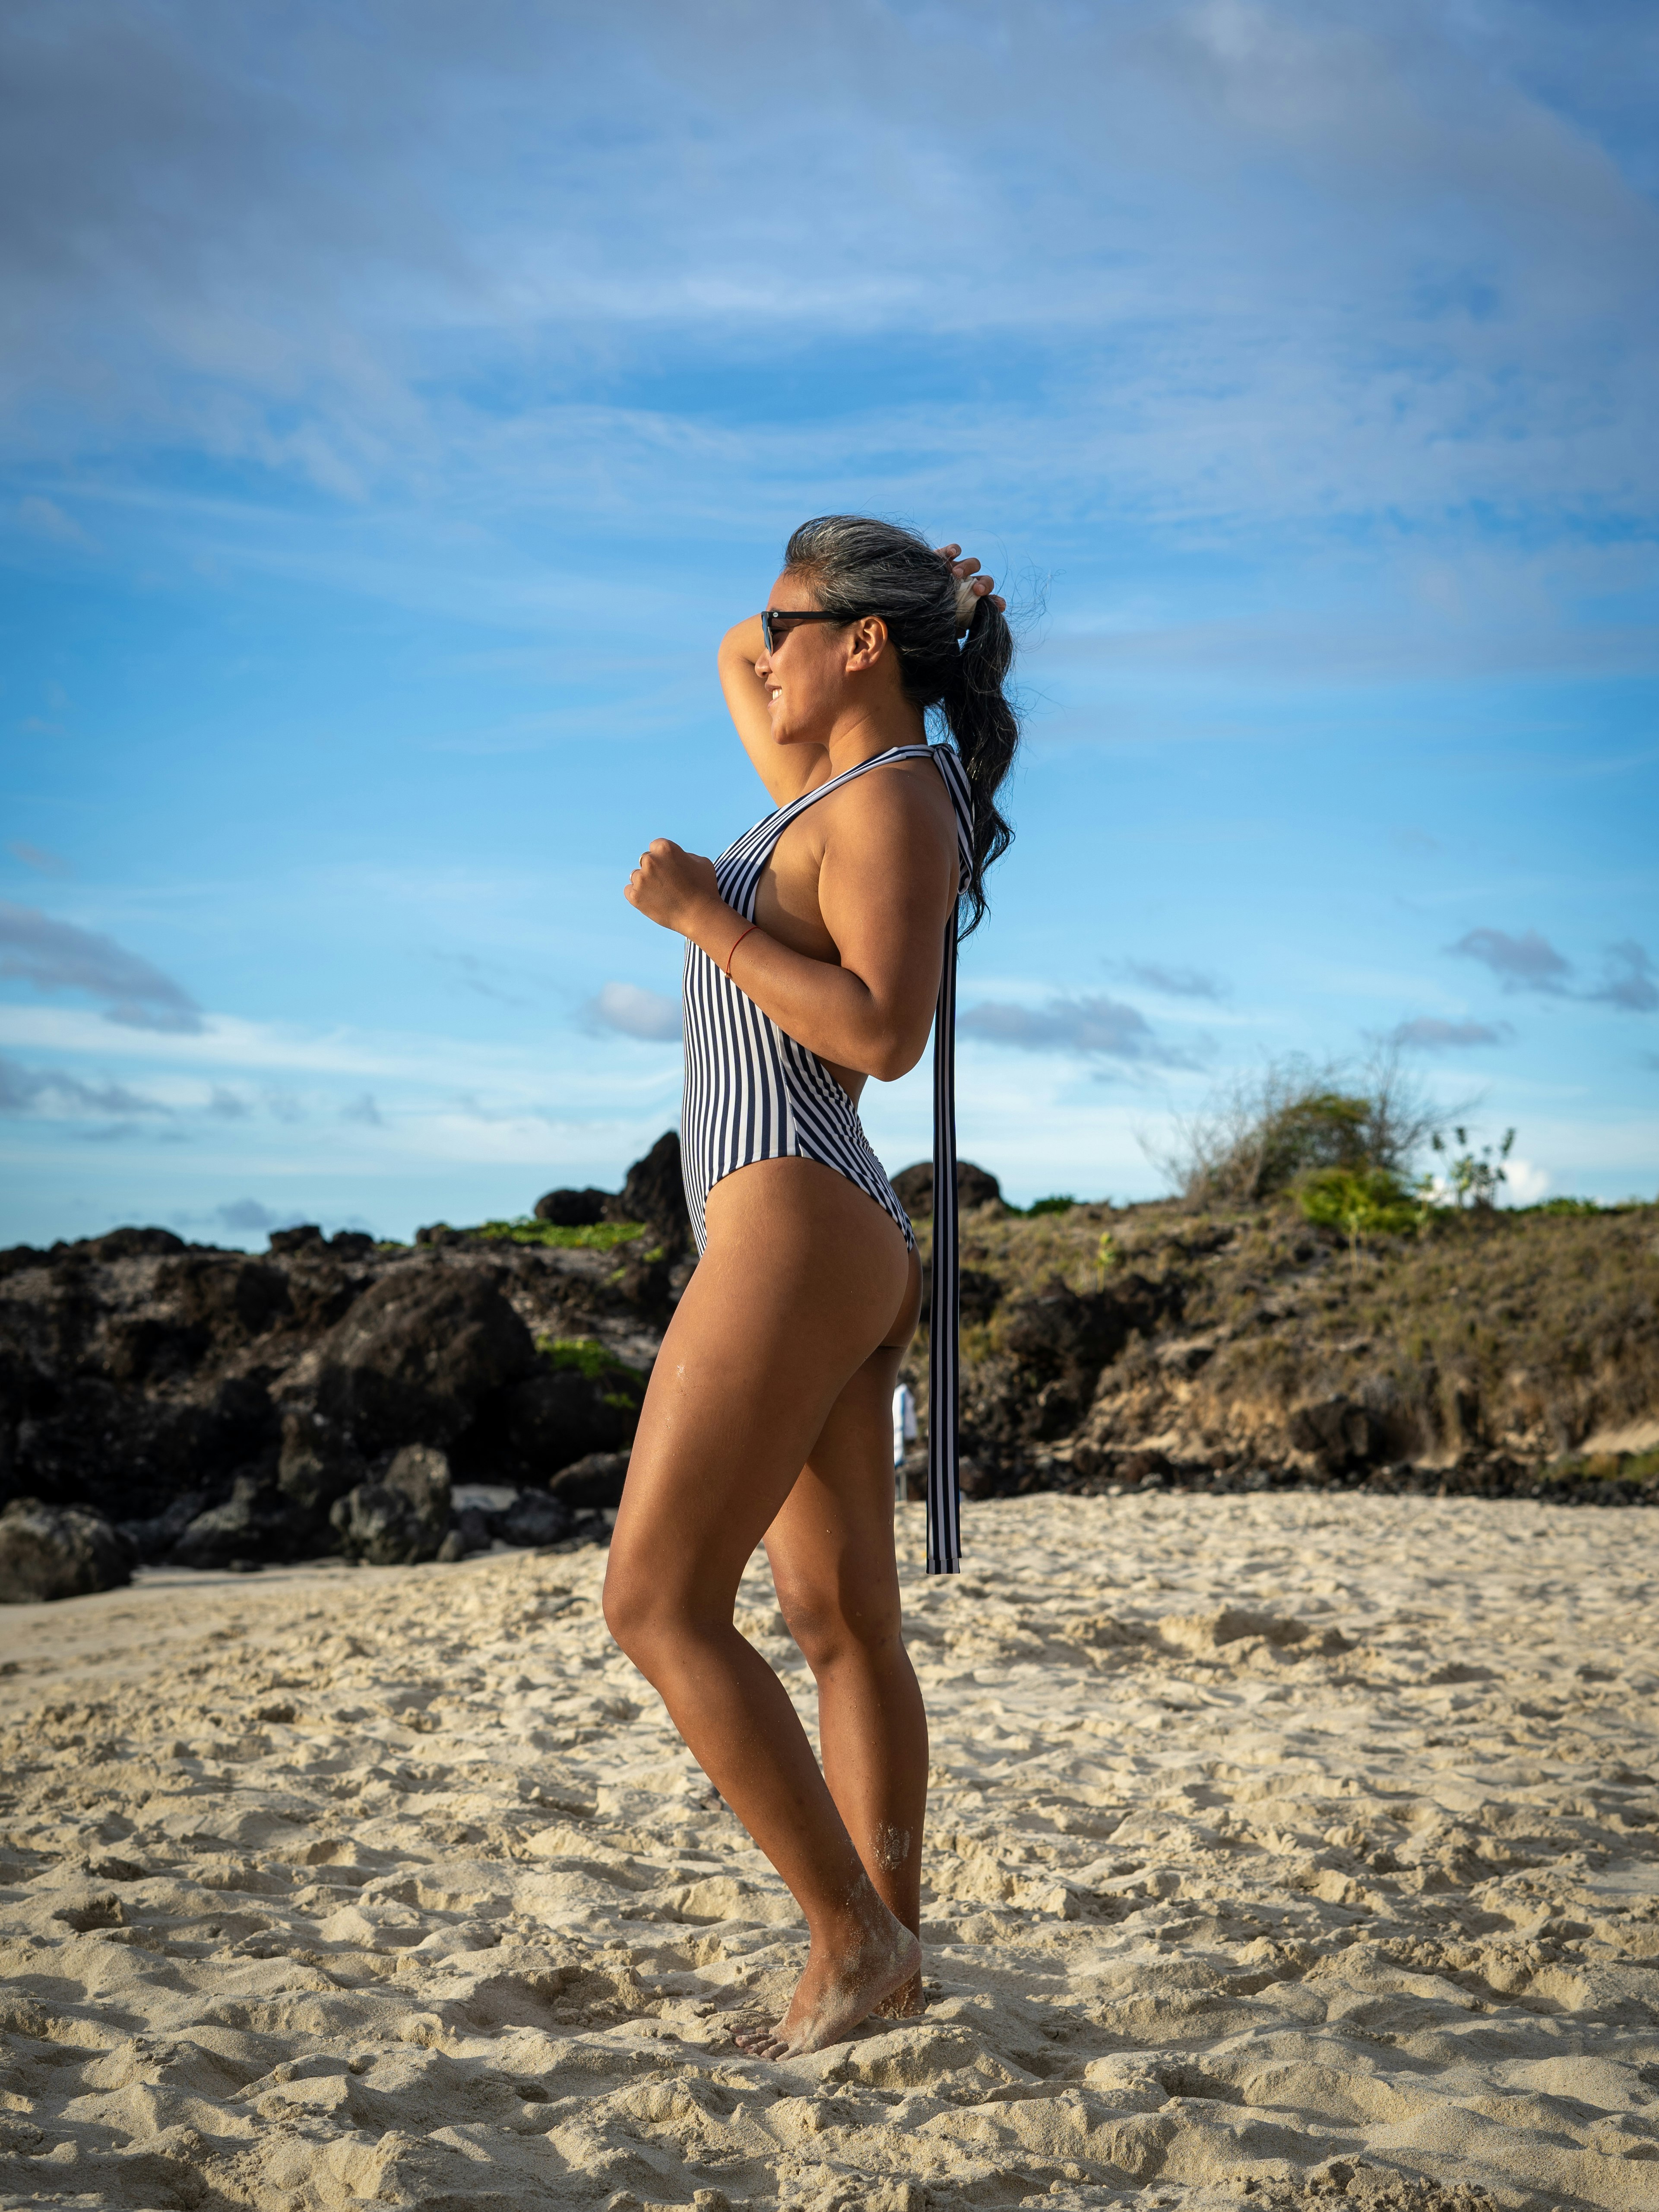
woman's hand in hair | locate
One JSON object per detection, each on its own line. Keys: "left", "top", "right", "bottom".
{"left": 625, "top": 839, "right": 724, "bottom": 937}
{"left": 934, "top": 543, "right": 1006, "bottom": 633}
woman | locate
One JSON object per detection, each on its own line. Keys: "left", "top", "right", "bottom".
{"left": 604, "top": 515, "right": 1019, "bottom": 2058}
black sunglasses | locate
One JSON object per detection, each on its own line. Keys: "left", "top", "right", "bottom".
{"left": 760, "top": 608, "right": 849, "bottom": 653}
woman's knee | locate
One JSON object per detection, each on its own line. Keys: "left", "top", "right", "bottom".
{"left": 602, "top": 1555, "right": 682, "bottom": 1664}
{"left": 602, "top": 1550, "right": 734, "bottom": 1669}
{"left": 774, "top": 1572, "right": 902, "bottom": 1675}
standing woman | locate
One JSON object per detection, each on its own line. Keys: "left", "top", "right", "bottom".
{"left": 605, "top": 516, "right": 1019, "bottom": 2057}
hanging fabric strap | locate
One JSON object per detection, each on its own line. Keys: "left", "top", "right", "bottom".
{"left": 926, "top": 907, "right": 962, "bottom": 1575}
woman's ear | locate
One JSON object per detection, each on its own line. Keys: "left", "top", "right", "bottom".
{"left": 845, "top": 615, "right": 890, "bottom": 670}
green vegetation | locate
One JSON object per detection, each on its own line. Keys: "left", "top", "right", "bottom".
{"left": 1024, "top": 1195, "right": 1078, "bottom": 1217}
{"left": 537, "top": 1335, "right": 647, "bottom": 1411}
{"left": 1298, "top": 1166, "right": 1425, "bottom": 1256}
{"left": 475, "top": 1216, "right": 647, "bottom": 1251}
{"left": 1525, "top": 1196, "right": 1605, "bottom": 1218}
{"left": 1542, "top": 1445, "right": 1659, "bottom": 1488}
{"left": 1158, "top": 1050, "right": 1447, "bottom": 1206}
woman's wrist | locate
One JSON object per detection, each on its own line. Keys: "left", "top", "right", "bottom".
{"left": 721, "top": 614, "right": 764, "bottom": 660}
{"left": 686, "top": 898, "right": 748, "bottom": 965}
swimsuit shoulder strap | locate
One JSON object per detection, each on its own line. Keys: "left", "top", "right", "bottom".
{"left": 718, "top": 743, "right": 971, "bottom": 902}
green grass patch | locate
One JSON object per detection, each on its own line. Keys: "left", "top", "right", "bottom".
{"left": 475, "top": 1216, "right": 647, "bottom": 1251}
{"left": 536, "top": 1334, "right": 646, "bottom": 1387}
{"left": 1544, "top": 1445, "right": 1659, "bottom": 1486}
{"left": 1024, "top": 1195, "right": 1078, "bottom": 1217}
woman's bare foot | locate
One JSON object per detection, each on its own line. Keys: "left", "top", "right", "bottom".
{"left": 732, "top": 1906, "right": 921, "bottom": 2060}
{"left": 872, "top": 1967, "right": 924, "bottom": 2020}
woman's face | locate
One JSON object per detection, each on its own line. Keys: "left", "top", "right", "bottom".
{"left": 754, "top": 570, "right": 858, "bottom": 748}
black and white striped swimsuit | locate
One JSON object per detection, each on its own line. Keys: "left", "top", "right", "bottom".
{"left": 681, "top": 740, "right": 975, "bottom": 1572}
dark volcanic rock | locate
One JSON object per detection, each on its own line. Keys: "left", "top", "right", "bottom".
{"left": 456, "top": 1363, "right": 644, "bottom": 1486}
{"left": 890, "top": 1160, "right": 1002, "bottom": 1219}
{"left": 534, "top": 1188, "right": 609, "bottom": 1227}
{"left": 920, "top": 1266, "right": 1003, "bottom": 1328}
{"left": 0, "top": 1499, "right": 133, "bottom": 1603}
{"left": 499, "top": 1488, "right": 573, "bottom": 1548}
{"left": 1002, "top": 1276, "right": 1154, "bottom": 1383}
{"left": 961, "top": 1270, "right": 1176, "bottom": 1466}
{"left": 89, "top": 1228, "right": 186, "bottom": 1261}
{"left": 446, "top": 1504, "right": 496, "bottom": 1557}
{"left": 316, "top": 1266, "right": 538, "bottom": 1455}
{"left": 156, "top": 1255, "right": 291, "bottom": 1341}
{"left": 275, "top": 1406, "right": 368, "bottom": 1523}
{"left": 103, "top": 1315, "right": 208, "bottom": 1386}
{"left": 607, "top": 1131, "right": 692, "bottom": 1255}
{"left": 331, "top": 1444, "right": 453, "bottom": 1565}
{"left": 13, "top": 1374, "right": 278, "bottom": 1524}
{"left": 119, "top": 1491, "right": 210, "bottom": 1565}
{"left": 547, "top": 1449, "right": 630, "bottom": 1511}
{"left": 172, "top": 1474, "right": 312, "bottom": 1569}
{"left": 1289, "top": 1397, "right": 1377, "bottom": 1470}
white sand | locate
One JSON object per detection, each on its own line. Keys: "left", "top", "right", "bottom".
{"left": 2, "top": 1493, "right": 1657, "bottom": 2212}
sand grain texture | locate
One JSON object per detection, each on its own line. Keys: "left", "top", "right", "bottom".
{"left": 1, "top": 1494, "right": 1656, "bottom": 2211}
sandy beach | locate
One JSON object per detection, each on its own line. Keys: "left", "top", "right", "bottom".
{"left": 2, "top": 1492, "right": 1657, "bottom": 2212}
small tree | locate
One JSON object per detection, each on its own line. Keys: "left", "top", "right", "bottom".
{"left": 1154, "top": 1046, "right": 1451, "bottom": 1207}
{"left": 1431, "top": 1126, "right": 1515, "bottom": 1210}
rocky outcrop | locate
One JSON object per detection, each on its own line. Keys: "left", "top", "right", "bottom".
{"left": 331, "top": 1443, "right": 453, "bottom": 1566}
{"left": 916, "top": 1195, "right": 1659, "bottom": 1504}
{"left": 313, "top": 1267, "right": 538, "bottom": 1455}
{"left": 0, "top": 1139, "right": 680, "bottom": 1578}
{"left": 891, "top": 1157, "right": 1002, "bottom": 1219}
{"left": 0, "top": 1499, "right": 132, "bottom": 1602}
{"left": 7, "top": 1151, "right": 1655, "bottom": 1577}
{"left": 535, "top": 1130, "right": 692, "bottom": 1258}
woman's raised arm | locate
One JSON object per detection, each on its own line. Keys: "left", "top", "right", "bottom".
{"left": 718, "top": 616, "right": 824, "bottom": 808}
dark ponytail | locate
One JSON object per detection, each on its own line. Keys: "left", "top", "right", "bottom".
{"left": 782, "top": 513, "right": 1019, "bottom": 934}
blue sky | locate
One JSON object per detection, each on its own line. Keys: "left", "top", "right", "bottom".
{"left": 2, "top": 0, "right": 1656, "bottom": 1247}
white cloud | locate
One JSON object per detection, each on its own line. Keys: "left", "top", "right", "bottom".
{"left": 585, "top": 981, "right": 682, "bottom": 1043}
{"left": 1504, "top": 1156, "right": 1551, "bottom": 1204}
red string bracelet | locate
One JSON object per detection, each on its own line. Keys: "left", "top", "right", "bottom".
{"left": 725, "top": 923, "right": 759, "bottom": 976}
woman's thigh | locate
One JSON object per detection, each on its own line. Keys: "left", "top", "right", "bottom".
{"left": 604, "top": 1158, "right": 912, "bottom": 1635}
{"left": 764, "top": 1245, "right": 920, "bottom": 1655}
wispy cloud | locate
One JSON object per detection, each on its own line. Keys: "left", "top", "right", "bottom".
{"left": 1446, "top": 927, "right": 1574, "bottom": 996}
{"left": 7, "top": 841, "right": 70, "bottom": 876}
{"left": 342, "top": 1091, "right": 383, "bottom": 1125}
{"left": 1391, "top": 1016, "right": 1514, "bottom": 1050}
{"left": 960, "top": 993, "right": 1200, "bottom": 1069}
{"left": 584, "top": 981, "right": 682, "bottom": 1043}
{"left": 16, "top": 494, "right": 95, "bottom": 549}
{"left": 428, "top": 950, "right": 535, "bottom": 1010}
{"left": 1118, "top": 960, "right": 1229, "bottom": 1002}
{"left": 0, "top": 1051, "right": 169, "bottom": 1118}
{"left": 1587, "top": 939, "right": 1658, "bottom": 1014}
{"left": 1445, "top": 927, "right": 1656, "bottom": 1013}
{"left": 215, "top": 1197, "right": 289, "bottom": 1233}
{"left": 0, "top": 901, "right": 202, "bottom": 1031}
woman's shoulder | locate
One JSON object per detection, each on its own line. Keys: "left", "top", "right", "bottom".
{"left": 814, "top": 749, "right": 956, "bottom": 850}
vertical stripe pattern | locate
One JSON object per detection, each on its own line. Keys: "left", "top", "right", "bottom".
{"left": 681, "top": 741, "right": 975, "bottom": 1575}
{"left": 927, "top": 899, "right": 962, "bottom": 1574}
